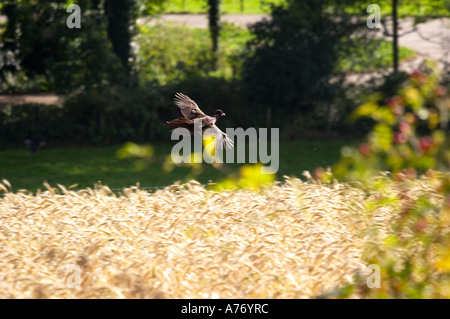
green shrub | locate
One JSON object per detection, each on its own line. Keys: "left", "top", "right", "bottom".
{"left": 0, "top": 74, "right": 251, "bottom": 146}
{"left": 317, "top": 170, "right": 450, "bottom": 299}
{"left": 334, "top": 60, "right": 450, "bottom": 181}
{"left": 0, "top": 0, "right": 126, "bottom": 94}
{"left": 317, "top": 61, "right": 450, "bottom": 299}
{"left": 0, "top": 71, "right": 49, "bottom": 94}
{"left": 0, "top": 103, "right": 66, "bottom": 145}
{"left": 60, "top": 85, "right": 171, "bottom": 143}
{"left": 135, "top": 24, "right": 211, "bottom": 84}
{"left": 135, "top": 23, "right": 253, "bottom": 85}
{"left": 241, "top": 0, "right": 377, "bottom": 128}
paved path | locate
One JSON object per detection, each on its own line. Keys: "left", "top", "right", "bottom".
{"left": 343, "top": 17, "right": 450, "bottom": 85}
{"left": 387, "top": 17, "right": 450, "bottom": 73}
{"left": 139, "top": 13, "right": 268, "bottom": 29}
{"left": 0, "top": 93, "right": 62, "bottom": 107}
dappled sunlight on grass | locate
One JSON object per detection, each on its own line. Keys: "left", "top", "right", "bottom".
{"left": 163, "top": 0, "right": 286, "bottom": 14}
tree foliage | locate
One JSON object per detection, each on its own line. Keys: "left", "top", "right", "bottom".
{"left": 317, "top": 62, "right": 450, "bottom": 299}
{"left": 333, "top": 60, "right": 450, "bottom": 180}
{"left": 207, "top": 0, "right": 221, "bottom": 53}
{"left": 0, "top": 0, "right": 136, "bottom": 93}
{"left": 104, "top": 0, "right": 138, "bottom": 85}
{"left": 241, "top": 0, "right": 371, "bottom": 128}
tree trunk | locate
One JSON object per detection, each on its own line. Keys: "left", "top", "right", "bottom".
{"left": 208, "top": 0, "right": 221, "bottom": 68}
{"left": 392, "top": 0, "right": 399, "bottom": 74}
{"left": 104, "top": 0, "right": 137, "bottom": 85}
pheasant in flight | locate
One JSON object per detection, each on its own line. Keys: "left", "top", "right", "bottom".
{"left": 165, "top": 93, "right": 234, "bottom": 150}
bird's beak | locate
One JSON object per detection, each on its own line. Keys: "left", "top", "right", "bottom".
{"left": 223, "top": 113, "right": 226, "bottom": 116}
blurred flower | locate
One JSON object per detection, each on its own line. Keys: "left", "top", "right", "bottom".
{"left": 387, "top": 96, "right": 405, "bottom": 116}
{"left": 404, "top": 168, "right": 417, "bottom": 179}
{"left": 417, "top": 108, "right": 429, "bottom": 120}
{"left": 352, "top": 101, "right": 378, "bottom": 119}
{"left": 314, "top": 167, "right": 324, "bottom": 179}
{"left": 404, "top": 87, "right": 421, "bottom": 111}
{"left": 333, "top": 61, "right": 449, "bottom": 181}
{"left": 436, "top": 85, "right": 447, "bottom": 97}
{"left": 117, "top": 142, "right": 154, "bottom": 159}
{"left": 358, "top": 143, "right": 371, "bottom": 156}
{"left": 416, "top": 218, "right": 427, "bottom": 232}
{"left": 240, "top": 164, "right": 275, "bottom": 188}
{"left": 398, "top": 121, "right": 411, "bottom": 135}
{"left": 419, "top": 136, "right": 433, "bottom": 152}
{"left": 410, "top": 70, "right": 427, "bottom": 85}
{"left": 436, "top": 251, "right": 450, "bottom": 273}
{"left": 212, "top": 163, "right": 275, "bottom": 191}
{"left": 403, "top": 113, "right": 417, "bottom": 125}
{"left": 394, "top": 132, "right": 407, "bottom": 144}
{"left": 428, "top": 108, "right": 440, "bottom": 129}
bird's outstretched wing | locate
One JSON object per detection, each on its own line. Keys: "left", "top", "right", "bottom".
{"left": 174, "top": 93, "right": 206, "bottom": 119}
{"left": 204, "top": 125, "right": 234, "bottom": 150}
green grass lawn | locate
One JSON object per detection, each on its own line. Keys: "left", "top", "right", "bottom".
{"left": 161, "top": 0, "right": 450, "bottom": 15}
{"left": 163, "top": 0, "right": 285, "bottom": 14}
{"left": 0, "top": 138, "right": 360, "bottom": 193}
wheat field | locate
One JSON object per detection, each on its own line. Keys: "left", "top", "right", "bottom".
{"left": 0, "top": 175, "right": 434, "bottom": 299}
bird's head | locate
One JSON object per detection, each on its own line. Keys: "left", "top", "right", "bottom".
{"left": 215, "top": 109, "right": 226, "bottom": 117}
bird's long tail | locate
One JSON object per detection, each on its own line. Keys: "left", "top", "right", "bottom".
{"left": 165, "top": 118, "right": 192, "bottom": 130}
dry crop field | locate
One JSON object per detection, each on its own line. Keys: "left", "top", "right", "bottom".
{"left": 0, "top": 176, "right": 443, "bottom": 298}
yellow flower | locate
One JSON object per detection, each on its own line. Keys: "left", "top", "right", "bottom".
{"left": 436, "top": 251, "right": 450, "bottom": 273}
